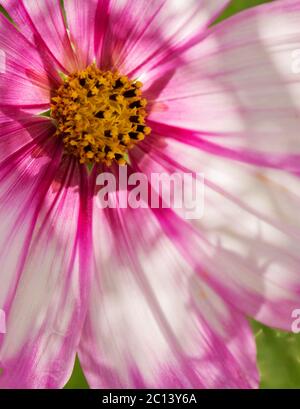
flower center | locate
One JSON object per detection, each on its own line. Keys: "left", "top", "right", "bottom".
{"left": 50, "top": 64, "right": 151, "bottom": 165}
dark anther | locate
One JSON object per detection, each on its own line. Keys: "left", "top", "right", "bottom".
{"left": 79, "top": 78, "right": 86, "bottom": 87}
{"left": 129, "top": 100, "right": 142, "bottom": 109}
{"left": 129, "top": 132, "right": 138, "bottom": 139}
{"left": 129, "top": 116, "right": 139, "bottom": 123}
{"left": 136, "top": 125, "right": 145, "bottom": 133}
{"left": 123, "top": 89, "right": 136, "bottom": 98}
{"left": 84, "top": 145, "right": 92, "bottom": 152}
{"left": 109, "top": 94, "right": 118, "bottom": 101}
{"left": 113, "top": 78, "right": 123, "bottom": 89}
{"left": 104, "top": 130, "right": 112, "bottom": 137}
{"left": 95, "top": 80, "right": 102, "bottom": 89}
{"left": 87, "top": 90, "right": 93, "bottom": 97}
{"left": 95, "top": 111, "right": 105, "bottom": 119}
{"left": 118, "top": 134, "right": 124, "bottom": 140}
{"left": 115, "top": 153, "right": 123, "bottom": 161}
{"left": 104, "top": 146, "right": 111, "bottom": 154}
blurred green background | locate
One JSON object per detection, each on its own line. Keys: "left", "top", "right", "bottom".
{"left": 1, "top": 0, "right": 299, "bottom": 389}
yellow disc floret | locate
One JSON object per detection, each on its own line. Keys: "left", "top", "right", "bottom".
{"left": 50, "top": 64, "right": 151, "bottom": 165}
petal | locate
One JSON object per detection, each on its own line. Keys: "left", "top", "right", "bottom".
{"left": 0, "top": 13, "right": 61, "bottom": 108}
{"left": 63, "top": 0, "right": 100, "bottom": 69}
{"left": 0, "top": 136, "right": 92, "bottom": 387}
{"left": 93, "top": 0, "right": 230, "bottom": 75}
{"left": 145, "top": 0, "right": 300, "bottom": 168}
{"left": 131, "top": 136, "right": 300, "bottom": 331}
{"left": 0, "top": 109, "right": 55, "bottom": 162}
{"left": 78, "top": 168, "right": 258, "bottom": 389}
{"left": 1, "top": 0, "right": 78, "bottom": 73}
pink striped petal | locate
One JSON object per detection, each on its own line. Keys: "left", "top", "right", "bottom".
{"left": 78, "top": 168, "right": 258, "bottom": 389}
{"left": 93, "top": 0, "right": 230, "bottom": 75}
{"left": 0, "top": 135, "right": 92, "bottom": 387}
{"left": 0, "top": 110, "right": 55, "bottom": 162}
{"left": 1, "top": 0, "right": 78, "bottom": 73}
{"left": 0, "top": 13, "right": 61, "bottom": 108}
{"left": 63, "top": 0, "right": 100, "bottom": 69}
{"left": 131, "top": 136, "right": 300, "bottom": 331}
{"left": 145, "top": 0, "right": 300, "bottom": 167}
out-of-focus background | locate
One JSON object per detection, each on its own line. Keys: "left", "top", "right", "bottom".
{"left": 65, "top": 0, "right": 300, "bottom": 388}
{"left": 0, "top": 0, "right": 299, "bottom": 389}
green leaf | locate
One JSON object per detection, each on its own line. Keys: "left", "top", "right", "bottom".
{"left": 64, "top": 357, "right": 89, "bottom": 389}
{"left": 252, "top": 321, "right": 300, "bottom": 389}
{"left": 217, "top": 0, "right": 273, "bottom": 23}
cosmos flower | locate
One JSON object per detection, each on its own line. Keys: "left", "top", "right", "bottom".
{"left": 0, "top": 0, "right": 299, "bottom": 389}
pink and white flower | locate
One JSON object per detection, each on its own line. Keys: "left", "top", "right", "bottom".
{"left": 0, "top": 0, "right": 299, "bottom": 389}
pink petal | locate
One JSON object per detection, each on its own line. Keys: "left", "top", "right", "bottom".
{"left": 1, "top": 0, "right": 78, "bottom": 73}
{"left": 0, "top": 134, "right": 92, "bottom": 387}
{"left": 0, "top": 110, "right": 55, "bottom": 162}
{"left": 145, "top": 0, "right": 300, "bottom": 167}
{"left": 78, "top": 169, "right": 258, "bottom": 389}
{"left": 131, "top": 136, "right": 300, "bottom": 331}
{"left": 63, "top": 0, "right": 100, "bottom": 69}
{"left": 93, "top": 0, "right": 230, "bottom": 75}
{"left": 0, "top": 13, "right": 61, "bottom": 108}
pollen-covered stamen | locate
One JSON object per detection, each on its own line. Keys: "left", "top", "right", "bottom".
{"left": 50, "top": 64, "right": 151, "bottom": 165}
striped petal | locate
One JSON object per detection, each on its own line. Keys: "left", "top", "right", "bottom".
{"left": 0, "top": 110, "right": 55, "bottom": 162}
{"left": 0, "top": 123, "right": 92, "bottom": 387}
{"left": 63, "top": 0, "right": 100, "bottom": 69}
{"left": 0, "top": 13, "right": 61, "bottom": 109}
{"left": 131, "top": 135, "right": 300, "bottom": 331}
{"left": 78, "top": 166, "right": 258, "bottom": 389}
{"left": 91, "top": 0, "right": 229, "bottom": 75}
{"left": 145, "top": 0, "right": 300, "bottom": 171}
{"left": 0, "top": 0, "right": 78, "bottom": 73}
